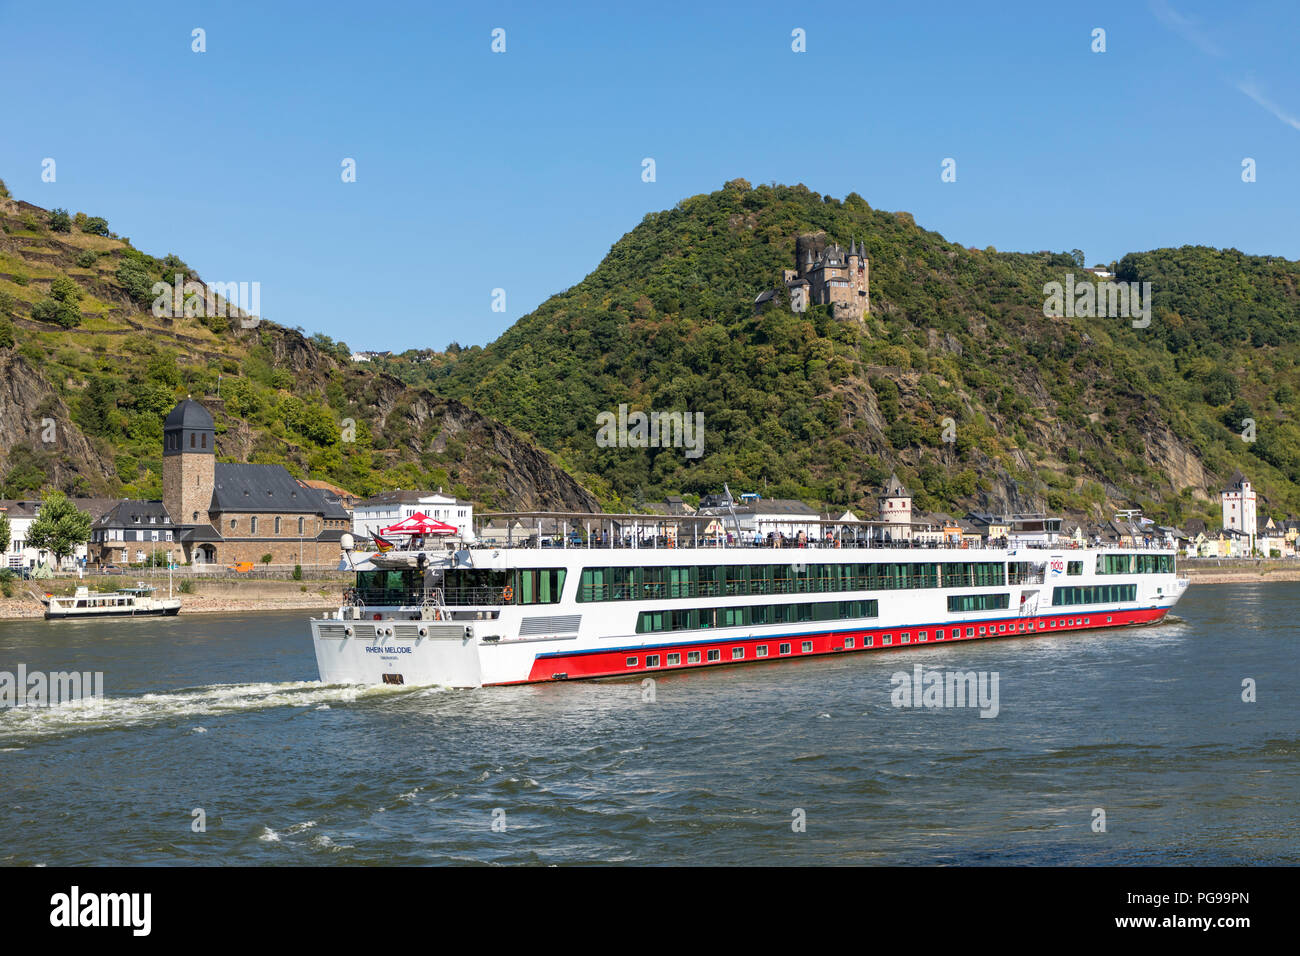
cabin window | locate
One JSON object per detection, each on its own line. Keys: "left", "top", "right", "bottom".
{"left": 979, "top": 626, "right": 986, "bottom": 635}
{"left": 707, "top": 649, "right": 720, "bottom": 662}
{"left": 883, "top": 635, "right": 893, "bottom": 646}
{"left": 687, "top": 651, "right": 700, "bottom": 663}
{"left": 901, "top": 633, "right": 910, "bottom": 644}
{"left": 801, "top": 641, "right": 812, "bottom": 652}
{"left": 756, "top": 645, "right": 768, "bottom": 657}
{"left": 965, "top": 627, "right": 974, "bottom": 637}
{"left": 646, "top": 655, "right": 660, "bottom": 667}
{"left": 731, "top": 647, "right": 743, "bottom": 659}
{"left": 779, "top": 642, "right": 791, "bottom": 655}
{"left": 845, "top": 637, "right": 855, "bottom": 649}
{"left": 626, "top": 657, "right": 638, "bottom": 667}
{"left": 667, "top": 653, "right": 680, "bottom": 665}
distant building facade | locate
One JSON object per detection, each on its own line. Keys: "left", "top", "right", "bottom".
{"left": 352, "top": 490, "right": 474, "bottom": 540}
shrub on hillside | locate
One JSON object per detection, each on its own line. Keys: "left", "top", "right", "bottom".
{"left": 0, "top": 316, "right": 14, "bottom": 349}
{"left": 49, "top": 208, "right": 72, "bottom": 232}
{"left": 76, "top": 249, "right": 99, "bottom": 268}
{"left": 50, "top": 274, "right": 83, "bottom": 304}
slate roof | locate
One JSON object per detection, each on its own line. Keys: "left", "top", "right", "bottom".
{"left": 211, "top": 463, "right": 338, "bottom": 514}
{"left": 355, "top": 490, "right": 471, "bottom": 508}
{"left": 164, "top": 398, "right": 214, "bottom": 431}
{"left": 753, "top": 498, "right": 819, "bottom": 516}
{"left": 93, "top": 500, "right": 173, "bottom": 528}
{"left": 881, "top": 473, "right": 910, "bottom": 498}
{"left": 177, "top": 524, "right": 222, "bottom": 542}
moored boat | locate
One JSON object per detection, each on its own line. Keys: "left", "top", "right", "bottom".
{"left": 44, "top": 585, "right": 182, "bottom": 619}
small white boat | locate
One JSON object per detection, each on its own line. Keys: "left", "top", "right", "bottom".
{"left": 44, "top": 584, "right": 182, "bottom": 619}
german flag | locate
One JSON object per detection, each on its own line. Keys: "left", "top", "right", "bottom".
{"left": 371, "top": 529, "right": 395, "bottom": 553}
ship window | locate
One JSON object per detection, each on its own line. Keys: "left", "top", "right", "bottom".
{"left": 1106, "top": 616, "right": 1112, "bottom": 623}
{"left": 757, "top": 645, "right": 768, "bottom": 657}
{"left": 779, "top": 642, "right": 791, "bottom": 655}
{"left": 801, "top": 640, "right": 812, "bottom": 652}
{"left": 626, "top": 656, "right": 638, "bottom": 667}
{"left": 979, "top": 626, "right": 986, "bottom": 635}
{"left": 646, "top": 655, "right": 660, "bottom": 667}
{"left": 845, "top": 637, "right": 855, "bottom": 649}
{"left": 731, "top": 647, "right": 743, "bottom": 659}
{"left": 865, "top": 636, "right": 874, "bottom": 647}
{"left": 918, "top": 631, "right": 927, "bottom": 642}
{"left": 707, "top": 649, "right": 720, "bottom": 662}
{"left": 965, "top": 628, "right": 973, "bottom": 637}
{"left": 901, "top": 633, "right": 910, "bottom": 643}
{"left": 667, "top": 653, "right": 680, "bottom": 665}
{"left": 687, "top": 651, "right": 700, "bottom": 663}
{"left": 883, "top": 635, "right": 893, "bottom": 645}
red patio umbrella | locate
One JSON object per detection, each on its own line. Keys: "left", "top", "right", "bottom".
{"left": 378, "top": 511, "right": 459, "bottom": 536}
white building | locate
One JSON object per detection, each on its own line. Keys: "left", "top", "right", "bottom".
{"left": 352, "top": 490, "right": 473, "bottom": 540}
{"left": 1222, "top": 471, "right": 1257, "bottom": 554}
{"left": 2, "top": 498, "right": 108, "bottom": 570}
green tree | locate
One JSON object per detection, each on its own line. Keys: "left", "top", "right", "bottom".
{"left": 0, "top": 315, "right": 14, "bottom": 349}
{"left": 0, "top": 511, "right": 10, "bottom": 555}
{"left": 49, "top": 208, "right": 72, "bottom": 232}
{"left": 26, "top": 491, "right": 92, "bottom": 567}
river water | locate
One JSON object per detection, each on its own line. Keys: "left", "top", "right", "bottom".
{"left": 0, "top": 582, "right": 1295, "bottom": 865}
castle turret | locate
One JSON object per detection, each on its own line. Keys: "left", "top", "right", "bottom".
{"left": 163, "top": 398, "right": 216, "bottom": 526}
{"left": 878, "top": 472, "right": 912, "bottom": 542}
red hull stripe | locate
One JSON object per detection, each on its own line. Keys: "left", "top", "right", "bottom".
{"left": 511, "top": 605, "right": 1171, "bottom": 685}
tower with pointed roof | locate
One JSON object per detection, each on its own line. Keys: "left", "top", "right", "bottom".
{"left": 1221, "top": 470, "right": 1257, "bottom": 554}
{"left": 878, "top": 472, "right": 912, "bottom": 541}
{"left": 162, "top": 397, "right": 216, "bottom": 528}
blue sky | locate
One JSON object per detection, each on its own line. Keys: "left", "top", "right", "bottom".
{"left": 2, "top": 0, "right": 1297, "bottom": 352}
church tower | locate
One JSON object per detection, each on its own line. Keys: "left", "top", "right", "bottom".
{"left": 162, "top": 398, "right": 216, "bottom": 526}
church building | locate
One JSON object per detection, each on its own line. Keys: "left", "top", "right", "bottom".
{"left": 162, "top": 399, "right": 351, "bottom": 566}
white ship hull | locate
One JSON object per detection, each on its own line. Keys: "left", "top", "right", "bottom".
{"left": 310, "top": 545, "right": 1188, "bottom": 688}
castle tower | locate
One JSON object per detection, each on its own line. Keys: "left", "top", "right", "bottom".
{"left": 163, "top": 398, "right": 216, "bottom": 526}
{"left": 1221, "top": 470, "right": 1257, "bottom": 554}
{"left": 878, "top": 472, "right": 912, "bottom": 542}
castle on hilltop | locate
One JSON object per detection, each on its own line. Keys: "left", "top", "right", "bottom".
{"left": 756, "top": 233, "right": 870, "bottom": 320}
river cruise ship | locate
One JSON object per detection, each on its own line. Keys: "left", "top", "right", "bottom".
{"left": 310, "top": 512, "right": 1189, "bottom": 688}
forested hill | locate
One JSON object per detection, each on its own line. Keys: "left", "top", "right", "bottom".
{"left": 391, "top": 178, "right": 1300, "bottom": 524}
{"left": 0, "top": 180, "right": 597, "bottom": 512}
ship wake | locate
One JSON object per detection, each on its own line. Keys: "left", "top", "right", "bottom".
{"left": 0, "top": 679, "right": 436, "bottom": 744}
